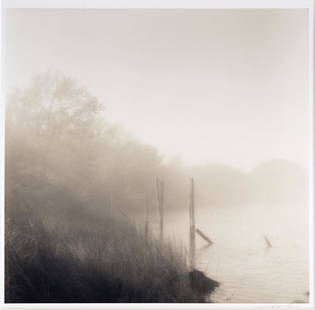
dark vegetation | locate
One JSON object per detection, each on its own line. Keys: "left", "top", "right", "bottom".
{"left": 6, "top": 208, "right": 207, "bottom": 303}
{"left": 5, "top": 72, "right": 307, "bottom": 302}
{"left": 5, "top": 73, "right": 213, "bottom": 303}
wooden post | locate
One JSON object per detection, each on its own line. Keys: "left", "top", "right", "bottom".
{"left": 189, "top": 178, "right": 195, "bottom": 269}
{"left": 160, "top": 180, "right": 164, "bottom": 242}
{"left": 264, "top": 235, "right": 272, "bottom": 248}
{"left": 156, "top": 178, "right": 164, "bottom": 242}
{"left": 145, "top": 197, "right": 149, "bottom": 241}
{"left": 109, "top": 196, "right": 113, "bottom": 218}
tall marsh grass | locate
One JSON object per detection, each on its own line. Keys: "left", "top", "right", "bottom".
{"left": 5, "top": 209, "right": 204, "bottom": 303}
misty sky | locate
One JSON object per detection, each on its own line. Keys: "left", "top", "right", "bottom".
{"left": 5, "top": 9, "right": 310, "bottom": 170}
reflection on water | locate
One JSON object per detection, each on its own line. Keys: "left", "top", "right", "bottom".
{"left": 151, "top": 204, "right": 309, "bottom": 303}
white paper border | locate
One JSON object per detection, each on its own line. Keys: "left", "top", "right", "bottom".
{"left": 0, "top": 1, "right": 314, "bottom": 309}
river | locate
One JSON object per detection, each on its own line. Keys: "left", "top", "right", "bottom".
{"left": 149, "top": 203, "right": 309, "bottom": 303}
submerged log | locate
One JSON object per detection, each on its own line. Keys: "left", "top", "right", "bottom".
{"left": 189, "top": 269, "right": 219, "bottom": 294}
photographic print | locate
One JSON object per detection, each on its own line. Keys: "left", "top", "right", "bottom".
{"left": 3, "top": 1, "right": 313, "bottom": 305}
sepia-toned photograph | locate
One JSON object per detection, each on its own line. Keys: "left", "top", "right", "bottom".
{"left": 2, "top": 0, "right": 313, "bottom": 305}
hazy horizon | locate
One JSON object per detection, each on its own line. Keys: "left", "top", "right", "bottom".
{"left": 5, "top": 8, "right": 310, "bottom": 170}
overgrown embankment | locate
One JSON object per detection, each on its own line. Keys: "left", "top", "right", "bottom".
{"left": 5, "top": 73, "right": 219, "bottom": 303}
{"left": 6, "top": 209, "right": 209, "bottom": 303}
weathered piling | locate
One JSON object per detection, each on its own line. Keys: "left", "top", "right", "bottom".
{"left": 189, "top": 178, "right": 196, "bottom": 269}
{"left": 145, "top": 197, "right": 149, "bottom": 241}
{"left": 109, "top": 196, "right": 113, "bottom": 217}
{"left": 160, "top": 181, "right": 164, "bottom": 241}
{"left": 156, "top": 178, "right": 164, "bottom": 242}
{"left": 264, "top": 235, "right": 272, "bottom": 248}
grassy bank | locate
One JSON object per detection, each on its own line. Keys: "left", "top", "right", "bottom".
{"left": 5, "top": 208, "right": 207, "bottom": 303}
{"left": 5, "top": 73, "right": 219, "bottom": 303}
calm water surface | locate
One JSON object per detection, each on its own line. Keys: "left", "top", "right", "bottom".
{"left": 151, "top": 204, "right": 309, "bottom": 303}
